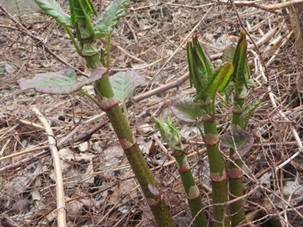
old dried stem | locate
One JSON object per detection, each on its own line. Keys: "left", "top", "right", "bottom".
{"left": 32, "top": 106, "right": 66, "bottom": 227}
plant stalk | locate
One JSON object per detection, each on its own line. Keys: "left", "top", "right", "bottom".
{"left": 202, "top": 108, "right": 229, "bottom": 227}
{"left": 228, "top": 31, "right": 249, "bottom": 227}
{"left": 174, "top": 147, "right": 208, "bottom": 227}
{"left": 229, "top": 94, "right": 246, "bottom": 227}
{"left": 89, "top": 58, "right": 175, "bottom": 226}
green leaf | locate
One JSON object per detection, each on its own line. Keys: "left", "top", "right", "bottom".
{"left": 171, "top": 97, "right": 205, "bottom": 123}
{"left": 69, "top": 0, "right": 96, "bottom": 39}
{"left": 35, "top": 0, "right": 71, "bottom": 27}
{"left": 70, "top": 0, "right": 95, "bottom": 25}
{"left": 186, "top": 41, "right": 196, "bottom": 88}
{"left": 154, "top": 118, "right": 181, "bottom": 150}
{"left": 70, "top": 0, "right": 82, "bottom": 25}
{"left": 18, "top": 67, "right": 105, "bottom": 94}
{"left": 110, "top": 71, "right": 145, "bottom": 102}
{"left": 206, "top": 63, "right": 234, "bottom": 100}
{"left": 95, "top": 0, "right": 130, "bottom": 37}
{"left": 186, "top": 36, "right": 214, "bottom": 99}
{"left": 193, "top": 36, "right": 214, "bottom": 79}
{"left": 232, "top": 32, "right": 250, "bottom": 88}
{"left": 221, "top": 127, "right": 254, "bottom": 158}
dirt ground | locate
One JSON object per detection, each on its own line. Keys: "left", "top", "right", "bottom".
{"left": 1, "top": 0, "right": 303, "bottom": 226}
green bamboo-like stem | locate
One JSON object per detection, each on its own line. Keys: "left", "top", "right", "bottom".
{"left": 229, "top": 94, "right": 246, "bottom": 227}
{"left": 174, "top": 147, "right": 208, "bottom": 227}
{"left": 89, "top": 60, "right": 175, "bottom": 226}
{"left": 155, "top": 118, "right": 208, "bottom": 226}
{"left": 203, "top": 110, "right": 229, "bottom": 227}
{"left": 187, "top": 35, "right": 231, "bottom": 227}
{"left": 228, "top": 32, "right": 249, "bottom": 227}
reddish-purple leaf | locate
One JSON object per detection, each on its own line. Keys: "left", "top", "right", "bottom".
{"left": 18, "top": 68, "right": 105, "bottom": 94}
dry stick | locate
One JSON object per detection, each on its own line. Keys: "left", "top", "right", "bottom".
{"left": 19, "top": 119, "right": 45, "bottom": 130}
{"left": 133, "top": 73, "right": 189, "bottom": 102}
{"left": 153, "top": 6, "right": 213, "bottom": 78}
{"left": 32, "top": 106, "right": 66, "bottom": 227}
{"left": 112, "top": 41, "right": 145, "bottom": 63}
{"left": 251, "top": 31, "right": 302, "bottom": 225}
{"left": 0, "top": 144, "right": 48, "bottom": 162}
{"left": 219, "top": 0, "right": 303, "bottom": 12}
{"left": 0, "top": 118, "right": 107, "bottom": 167}
{"left": 253, "top": 31, "right": 303, "bottom": 170}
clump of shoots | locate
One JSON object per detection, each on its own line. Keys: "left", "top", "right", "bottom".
{"left": 172, "top": 34, "right": 234, "bottom": 227}
{"left": 155, "top": 118, "right": 208, "bottom": 227}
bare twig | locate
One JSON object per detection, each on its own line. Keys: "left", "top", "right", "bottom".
{"left": 0, "top": 144, "right": 48, "bottom": 162}
{"left": 219, "top": 0, "right": 303, "bottom": 12}
{"left": 133, "top": 72, "right": 189, "bottom": 102}
{"left": 252, "top": 31, "right": 303, "bottom": 170}
{"left": 32, "top": 106, "right": 67, "bottom": 227}
{"left": 153, "top": 7, "right": 213, "bottom": 78}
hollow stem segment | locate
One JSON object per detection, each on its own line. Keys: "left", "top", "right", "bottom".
{"left": 155, "top": 119, "right": 208, "bottom": 227}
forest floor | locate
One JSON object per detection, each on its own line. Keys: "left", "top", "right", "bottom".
{"left": 1, "top": 0, "right": 303, "bottom": 226}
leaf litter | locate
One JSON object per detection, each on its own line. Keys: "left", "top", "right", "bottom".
{"left": 1, "top": 0, "right": 303, "bottom": 226}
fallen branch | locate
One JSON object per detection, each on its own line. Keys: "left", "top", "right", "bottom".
{"left": 32, "top": 106, "right": 67, "bottom": 227}
{"left": 219, "top": 0, "right": 303, "bottom": 12}
{"left": 252, "top": 31, "right": 303, "bottom": 170}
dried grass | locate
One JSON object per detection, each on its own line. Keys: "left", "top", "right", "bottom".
{"left": 0, "top": 0, "right": 303, "bottom": 226}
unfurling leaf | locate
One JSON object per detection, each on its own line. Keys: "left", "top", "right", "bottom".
{"left": 69, "top": 0, "right": 96, "bottom": 39}
{"left": 18, "top": 68, "right": 105, "bottom": 94}
{"left": 95, "top": 0, "right": 130, "bottom": 37}
{"left": 186, "top": 35, "right": 214, "bottom": 98}
{"left": 221, "top": 127, "right": 254, "bottom": 158}
{"left": 206, "top": 63, "right": 234, "bottom": 100}
{"left": 69, "top": 0, "right": 96, "bottom": 25}
{"left": 232, "top": 32, "right": 250, "bottom": 89}
{"left": 154, "top": 118, "right": 181, "bottom": 150}
{"left": 187, "top": 41, "right": 196, "bottom": 89}
{"left": 35, "top": 0, "right": 71, "bottom": 27}
{"left": 192, "top": 36, "right": 214, "bottom": 79}
{"left": 110, "top": 71, "right": 145, "bottom": 102}
{"left": 171, "top": 97, "right": 205, "bottom": 123}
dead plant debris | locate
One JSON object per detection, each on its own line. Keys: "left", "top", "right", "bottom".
{"left": 1, "top": 0, "right": 303, "bottom": 226}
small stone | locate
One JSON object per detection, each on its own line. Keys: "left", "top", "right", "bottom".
{"left": 78, "top": 142, "right": 89, "bottom": 152}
